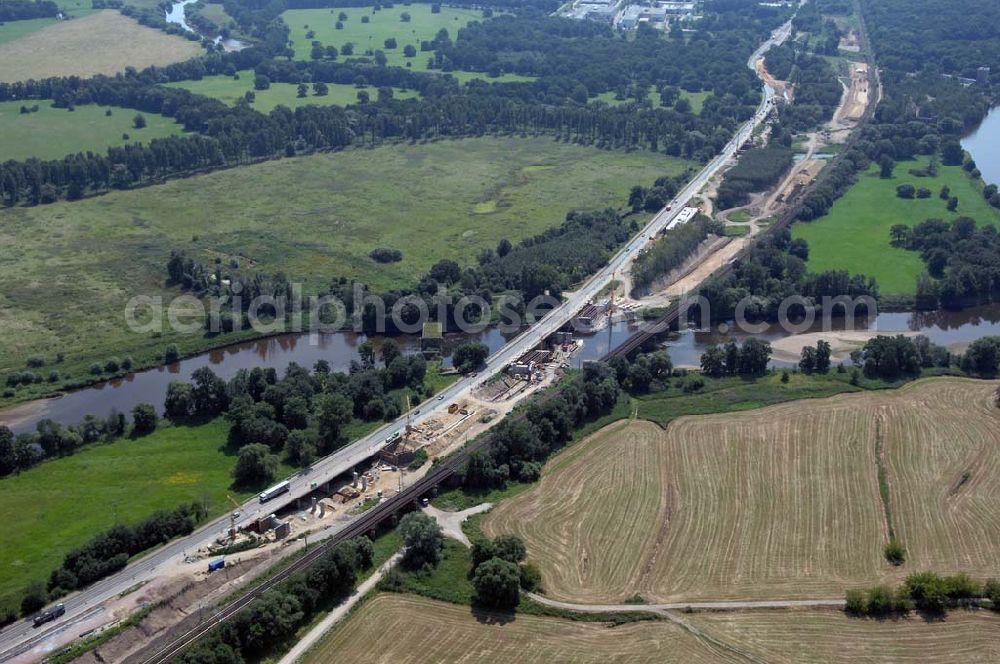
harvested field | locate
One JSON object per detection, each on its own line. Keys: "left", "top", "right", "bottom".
{"left": 0, "top": 11, "right": 201, "bottom": 83}
{"left": 484, "top": 378, "right": 1000, "bottom": 603}
{"left": 305, "top": 593, "right": 732, "bottom": 663}
{"left": 691, "top": 609, "right": 1000, "bottom": 663}
{"left": 885, "top": 379, "right": 1000, "bottom": 574}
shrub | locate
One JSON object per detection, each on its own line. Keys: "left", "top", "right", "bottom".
{"left": 884, "top": 539, "right": 906, "bottom": 565}
{"left": 369, "top": 247, "right": 403, "bottom": 263}
{"left": 131, "top": 403, "right": 158, "bottom": 435}
{"left": 943, "top": 573, "right": 980, "bottom": 600}
{"left": 983, "top": 579, "right": 1000, "bottom": 609}
{"left": 865, "top": 585, "right": 898, "bottom": 615}
{"left": 519, "top": 563, "right": 542, "bottom": 591}
{"left": 26, "top": 356, "right": 45, "bottom": 368}
{"left": 408, "top": 448, "right": 428, "bottom": 470}
{"left": 20, "top": 582, "right": 47, "bottom": 616}
{"left": 844, "top": 589, "right": 866, "bottom": 615}
{"left": 232, "top": 443, "right": 278, "bottom": 487}
{"left": 473, "top": 557, "right": 520, "bottom": 609}
{"left": 902, "top": 572, "right": 948, "bottom": 613}
{"left": 399, "top": 512, "right": 443, "bottom": 570}
{"left": 682, "top": 375, "right": 704, "bottom": 393}
{"left": 164, "top": 344, "right": 180, "bottom": 364}
{"left": 452, "top": 342, "right": 489, "bottom": 373}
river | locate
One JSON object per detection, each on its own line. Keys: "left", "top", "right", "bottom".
{"left": 5, "top": 304, "right": 1000, "bottom": 434}
{"left": 164, "top": 0, "right": 248, "bottom": 52}
{"left": 962, "top": 105, "right": 1000, "bottom": 186}
{"left": 0, "top": 326, "right": 519, "bottom": 434}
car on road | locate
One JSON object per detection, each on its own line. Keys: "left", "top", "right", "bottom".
{"left": 437, "top": 395, "right": 444, "bottom": 400}
{"left": 33, "top": 604, "right": 65, "bottom": 628}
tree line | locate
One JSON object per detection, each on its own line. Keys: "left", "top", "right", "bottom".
{"left": 846, "top": 572, "right": 1000, "bottom": 617}
{"left": 632, "top": 216, "right": 723, "bottom": 290}
{"left": 0, "top": 0, "right": 792, "bottom": 205}
{"left": 763, "top": 42, "right": 842, "bottom": 131}
{"left": 716, "top": 144, "right": 794, "bottom": 210}
{"left": 0, "top": 0, "right": 58, "bottom": 21}
{"left": 0, "top": 345, "right": 430, "bottom": 482}
{"left": 19, "top": 502, "right": 207, "bottom": 617}
{"left": 892, "top": 215, "right": 1000, "bottom": 310}
{"left": 463, "top": 361, "right": 622, "bottom": 489}
{"left": 853, "top": 333, "right": 950, "bottom": 380}
{"left": 163, "top": 354, "right": 429, "bottom": 486}
{"left": 700, "top": 338, "right": 773, "bottom": 377}
{"left": 178, "top": 536, "right": 375, "bottom": 663}
{"left": 698, "top": 228, "right": 879, "bottom": 324}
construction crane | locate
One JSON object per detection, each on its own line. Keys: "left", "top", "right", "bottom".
{"left": 404, "top": 394, "right": 415, "bottom": 442}
{"left": 225, "top": 494, "right": 242, "bottom": 541}
{"left": 607, "top": 269, "right": 616, "bottom": 355}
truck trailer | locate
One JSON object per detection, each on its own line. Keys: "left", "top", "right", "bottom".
{"left": 259, "top": 480, "right": 291, "bottom": 503}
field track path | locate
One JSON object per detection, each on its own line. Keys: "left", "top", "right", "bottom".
{"left": 527, "top": 592, "right": 845, "bottom": 612}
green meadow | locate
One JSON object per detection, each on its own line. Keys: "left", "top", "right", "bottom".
{"left": 0, "top": 137, "right": 685, "bottom": 389}
{"left": 793, "top": 156, "right": 1000, "bottom": 295}
{"left": 283, "top": 4, "right": 482, "bottom": 68}
{"left": 0, "top": 419, "right": 260, "bottom": 611}
{"left": 0, "top": 101, "right": 184, "bottom": 160}
{"left": 165, "top": 71, "right": 419, "bottom": 112}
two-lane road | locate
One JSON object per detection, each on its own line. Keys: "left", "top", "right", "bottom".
{"left": 0, "top": 17, "right": 793, "bottom": 662}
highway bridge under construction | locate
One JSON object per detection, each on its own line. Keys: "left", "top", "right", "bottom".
{"left": 130, "top": 115, "right": 855, "bottom": 663}
{"left": 0, "top": 18, "right": 812, "bottom": 664}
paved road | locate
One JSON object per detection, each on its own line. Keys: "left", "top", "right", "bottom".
{"left": 0, "top": 19, "right": 793, "bottom": 663}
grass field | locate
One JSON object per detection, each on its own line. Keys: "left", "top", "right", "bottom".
{"left": 0, "top": 101, "right": 185, "bottom": 160}
{"left": 0, "top": 17, "right": 58, "bottom": 46}
{"left": 0, "top": 418, "right": 288, "bottom": 611}
{"left": 691, "top": 609, "right": 1000, "bottom": 663}
{"left": 194, "top": 2, "right": 233, "bottom": 28}
{"left": 0, "top": 138, "right": 683, "bottom": 381}
{"left": 284, "top": 5, "right": 481, "bottom": 68}
{"left": 0, "top": 11, "right": 202, "bottom": 83}
{"left": 306, "top": 593, "right": 727, "bottom": 663}
{"left": 164, "top": 71, "right": 419, "bottom": 112}
{"left": 483, "top": 377, "right": 1000, "bottom": 603}
{"left": 792, "top": 156, "right": 1000, "bottom": 295}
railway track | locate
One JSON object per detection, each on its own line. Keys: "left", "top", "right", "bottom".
{"left": 135, "top": 14, "right": 882, "bottom": 663}
{"left": 132, "top": 441, "right": 479, "bottom": 664}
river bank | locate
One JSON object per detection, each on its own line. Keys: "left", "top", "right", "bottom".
{"left": 7, "top": 303, "right": 1000, "bottom": 434}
